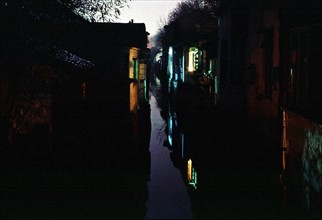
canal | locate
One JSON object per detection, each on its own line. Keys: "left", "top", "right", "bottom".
{"left": 1, "top": 76, "right": 322, "bottom": 219}
{"left": 146, "top": 79, "right": 322, "bottom": 219}
{"left": 145, "top": 94, "right": 192, "bottom": 219}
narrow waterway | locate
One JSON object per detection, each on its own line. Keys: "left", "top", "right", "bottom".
{"left": 145, "top": 95, "right": 193, "bottom": 219}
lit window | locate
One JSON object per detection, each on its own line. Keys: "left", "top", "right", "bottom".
{"left": 188, "top": 47, "right": 199, "bottom": 73}
{"left": 168, "top": 46, "right": 173, "bottom": 78}
{"left": 168, "top": 47, "right": 173, "bottom": 56}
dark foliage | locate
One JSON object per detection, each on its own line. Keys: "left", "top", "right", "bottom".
{"left": 1, "top": 0, "right": 130, "bottom": 22}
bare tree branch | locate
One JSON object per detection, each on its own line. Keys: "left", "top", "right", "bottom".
{"left": 59, "top": 0, "right": 130, "bottom": 22}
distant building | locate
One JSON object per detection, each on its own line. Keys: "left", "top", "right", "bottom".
{"left": 162, "top": 10, "right": 218, "bottom": 97}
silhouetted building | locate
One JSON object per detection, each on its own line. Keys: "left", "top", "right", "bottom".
{"left": 0, "top": 0, "right": 149, "bottom": 145}
{"left": 215, "top": 0, "right": 322, "bottom": 200}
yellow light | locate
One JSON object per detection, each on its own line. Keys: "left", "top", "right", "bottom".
{"left": 187, "top": 159, "right": 192, "bottom": 181}
{"left": 188, "top": 51, "right": 194, "bottom": 72}
{"left": 130, "top": 82, "right": 139, "bottom": 113}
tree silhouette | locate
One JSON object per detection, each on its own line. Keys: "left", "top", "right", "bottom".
{"left": 167, "top": 0, "right": 205, "bottom": 24}
{"left": 168, "top": 0, "right": 221, "bottom": 23}
{"left": 150, "top": 0, "right": 218, "bottom": 58}
{"left": 1, "top": 0, "right": 130, "bottom": 22}
{"left": 59, "top": 0, "right": 130, "bottom": 22}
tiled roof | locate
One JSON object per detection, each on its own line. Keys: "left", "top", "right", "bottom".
{"left": 52, "top": 46, "right": 94, "bottom": 69}
{"left": 28, "top": 37, "right": 95, "bottom": 69}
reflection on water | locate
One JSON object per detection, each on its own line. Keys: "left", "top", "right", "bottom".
{"left": 166, "top": 101, "right": 198, "bottom": 191}
{"left": 145, "top": 95, "right": 192, "bottom": 219}
{"left": 187, "top": 159, "right": 197, "bottom": 189}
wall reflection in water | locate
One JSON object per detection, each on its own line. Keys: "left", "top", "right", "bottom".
{"left": 187, "top": 159, "right": 197, "bottom": 189}
{"left": 165, "top": 103, "right": 197, "bottom": 190}
{"left": 145, "top": 95, "right": 192, "bottom": 219}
